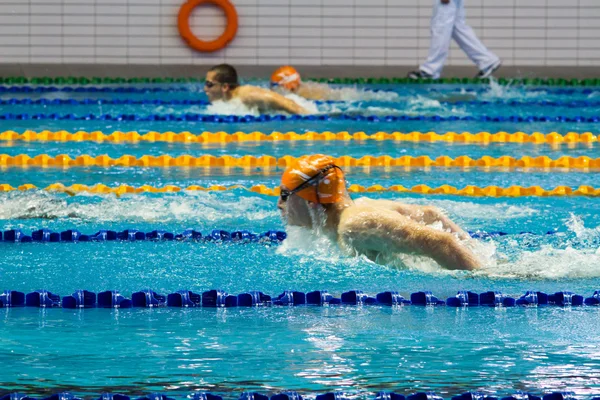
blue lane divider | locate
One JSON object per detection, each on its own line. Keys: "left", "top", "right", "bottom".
{"left": 2, "top": 229, "right": 286, "bottom": 243}
{"left": 0, "top": 85, "right": 395, "bottom": 95}
{"left": 0, "top": 112, "right": 599, "bottom": 123}
{"left": 0, "top": 229, "right": 563, "bottom": 244}
{"left": 1, "top": 84, "right": 598, "bottom": 95}
{"left": 0, "top": 98, "right": 342, "bottom": 106}
{"left": 0, "top": 390, "right": 591, "bottom": 400}
{"left": 6, "top": 97, "right": 600, "bottom": 109}
{"left": 1, "top": 289, "right": 599, "bottom": 309}
{"left": 0, "top": 86, "right": 191, "bottom": 93}
{"left": 429, "top": 87, "right": 599, "bottom": 95}
{"left": 444, "top": 99, "right": 600, "bottom": 108}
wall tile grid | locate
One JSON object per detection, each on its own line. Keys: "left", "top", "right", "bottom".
{"left": 0, "top": 0, "right": 598, "bottom": 66}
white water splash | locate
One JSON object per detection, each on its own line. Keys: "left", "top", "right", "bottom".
{"left": 0, "top": 191, "right": 277, "bottom": 223}
{"left": 383, "top": 197, "right": 539, "bottom": 221}
{"left": 480, "top": 214, "right": 600, "bottom": 279}
{"left": 205, "top": 98, "right": 262, "bottom": 116}
{"left": 277, "top": 208, "right": 499, "bottom": 275}
{"left": 479, "top": 78, "right": 548, "bottom": 101}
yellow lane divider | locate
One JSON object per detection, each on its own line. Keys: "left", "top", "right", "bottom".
{"left": 0, "top": 130, "right": 597, "bottom": 143}
{"left": 2, "top": 154, "right": 600, "bottom": 169}
{"left": 0, "top": 183, "right": 598, "bottom": 197}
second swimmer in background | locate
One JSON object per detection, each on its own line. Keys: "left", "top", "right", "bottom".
{"left": 270, "top": 66, "right": 339, "bottom": 101}
{"left": 205, "top": 64, "right": 309, "bottom": 114}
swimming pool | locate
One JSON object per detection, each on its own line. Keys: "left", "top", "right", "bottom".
{"left": 1, "top": 80, "right": 600, "bottom": 398}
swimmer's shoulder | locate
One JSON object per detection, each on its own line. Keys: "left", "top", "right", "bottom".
{"left": 338, "top": 203, "right": 401, "bottom": 231}
{"left": 235, "top": 84, "right": 270, "bottom": 97}
{"left": 337, "top": 204, "right": 409, "bottom": 254}
{"left": 296, "top": 82, "right": 332, "bottom": 101}
{"left": 236, "top": 84, "right": 289, "bottom": 102}
{"left": 354, "top": 197, "right": 401, "bottom": 209}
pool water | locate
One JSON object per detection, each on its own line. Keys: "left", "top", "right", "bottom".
{"left": 1, "top": 80, "right": 600, "bottom": 398}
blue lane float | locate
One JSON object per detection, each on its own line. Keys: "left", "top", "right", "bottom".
{"left": 0, "top": 391, "right": 594, "bottom": 400}
{"left": 0, "top": 85, "right": 396, "bottom": 95}
{"left": 167, "top": 290, "right": 201, "bottom": 307}
{"left": 452, "top": 393, "right": 499, "bottom": 400}
{"left": 2, "top": 229, "right": 286, "bottom": 244}
{"left": 2, "top": 289, "right": 600, "bottom": 309}
{"left": 0, "top": 228, "right": 565, "bottom": 244}
{"left": 62, "top": 290, "right": 96, "bottom": 308}
{"left": 0, "top": 112, "right": 599, "bottom": 123}
{"left": 0, "top": 84, "right": 597, "bottom": 95}
{"left": 25, "top": 290, "right": 61, "bottom": 307}
{"left": 0, "top": 290, "right": 25, "bottom": 307}
{"left": 97, "top": 291, "right": 132, "bottom": 308}
{"left": 98, "top": 395, "right": 132, "bottom": 400}
{"left": 0, "top": 86, "right": 190, "bottom": 94}
{"left": 441, "top": 99, "right": 600, "bottom": 108}
{"left": 376, "top": 393, "right": 406, "bottom": 400}
{"left": 0, "top": 98, "right": 342, "bottom": 106}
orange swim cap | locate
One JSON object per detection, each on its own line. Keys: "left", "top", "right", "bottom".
{"left": 280, "top": 155, "right": 345, "bottom": 204}
{"left": 271, "top": 66, "right": 301, "bottom": 91}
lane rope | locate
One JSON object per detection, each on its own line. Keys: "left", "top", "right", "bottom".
{"left": 0, "top": 183, "right": 598, "bottom": 197}
{"left": 0, "top": 288, "right": 598, "bottom": 308}
{"left": 0, "top": 227, "right": 561, "bottom": 244}
{"left": 1, "top": 112, "right": 599, "bottom": 123}
{"left": 0, "top": 98, "right": 342, "bottom": 106}
{"left": 2, "top": 153, "right": 600, "bottom": 170}
{"left": 0, "top": 130, "right": 597, "bottom": 143}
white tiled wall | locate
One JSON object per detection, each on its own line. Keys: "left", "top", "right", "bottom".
{"left": 0, "top": 0, "right": 599, "bottom": 66}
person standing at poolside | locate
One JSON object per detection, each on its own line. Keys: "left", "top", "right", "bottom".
{"left": 408, "top": 0, "right": 501, "bottom": 79}
{"left": 277, "top": 154, "right": 480, "bottom": 271}
{"left": 204, "top": 64, "right": 309, "bottom": 114}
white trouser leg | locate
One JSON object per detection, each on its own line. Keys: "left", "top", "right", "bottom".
{"left": 451, "top": 0, "right": 500, "bottom": 70}
{"left": 419, "top": 0, "right": 457, "bottom": 79}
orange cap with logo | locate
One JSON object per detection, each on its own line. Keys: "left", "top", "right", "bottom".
{"left": 271, "top": 66, "right": 301, "bottom": 91}
{"left": 280, "top": 155, "right": 345, "bottom": 204}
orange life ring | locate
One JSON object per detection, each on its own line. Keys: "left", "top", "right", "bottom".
{"left": 177, "top": 0, "right": 238, "bottom": 53}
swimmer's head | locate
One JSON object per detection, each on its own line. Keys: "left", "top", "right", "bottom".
{"left": 279, "top": 155, "right": 345, "bottom": 205}
{"left": 205, "top": 64, "right": 240, "bottom": 102}
{"left": 270, "top": 66, "right": 301, "bottom": 92}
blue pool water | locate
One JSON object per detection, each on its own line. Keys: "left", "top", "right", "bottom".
{"left": 1, "top": 80, "right": 600, "bottom": 397}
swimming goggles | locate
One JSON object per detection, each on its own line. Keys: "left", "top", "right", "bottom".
{"left": 204, "top": 80, "right": 218, "bottom": 88}
{"left": 280, "top": 165, "right": 341, "bottom": 203}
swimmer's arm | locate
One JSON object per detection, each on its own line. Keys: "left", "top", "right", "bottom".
{"left": 386, "top": 202, "right": 469, "bottom": 240}
{"left": 340, "top": 211, "right": 480, "bottom": 270}
{"left": 355, "top": 199, "right": 469, "bottom": 239}
{"left": 244, "top": 90, "right": 309, "bottom": 114}
{"left": 296, "top": 85, "right": 328, "bottom": 101}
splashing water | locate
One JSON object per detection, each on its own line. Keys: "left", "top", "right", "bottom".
{"left": 205, "top": 98, "right": 262, "bottom": 116}
{"left": 479, "top": 77, "right": 549, "bottom": 101}
{"left": 3, "top": 191, "right": 600, "bottom": 280}
{"left": 0, "top": 191, "right": 278, "bottom": 223}
{"left": 481, "top": 214, "right": 600, "bottom": 279}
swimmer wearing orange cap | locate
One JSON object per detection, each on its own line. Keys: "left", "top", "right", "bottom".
{"left": 270, "top": 66, "right": 335, "bottom": 101}
{"left": 204, "top": 64, "right": 308, "bottom": 114}
{"left": 278, "top": 155, "right": 480, "bottom": 271}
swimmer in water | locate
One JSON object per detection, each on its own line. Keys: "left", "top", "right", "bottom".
{"left": 204, "top": 64, "right": 308, "bottom": 114}
{"left": 277, "top": 154, "right": 480, "bottom": 271}
{"left": 270, "top": 66, "right": 336, "bottom": 101}
{"left": 271, "top": 65, "right": 476, "bottom": 103}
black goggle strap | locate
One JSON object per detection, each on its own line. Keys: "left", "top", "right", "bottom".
{"left": 281, "top": 165, "right": 341, "bottom": 204}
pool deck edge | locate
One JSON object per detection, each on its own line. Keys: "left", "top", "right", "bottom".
{"left": 0, "top": 64, "right": 598, "bottom": 80}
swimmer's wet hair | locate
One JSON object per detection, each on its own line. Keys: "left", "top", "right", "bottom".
{"left": 208, "top": 64, "right": 240, "bottom": 89}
